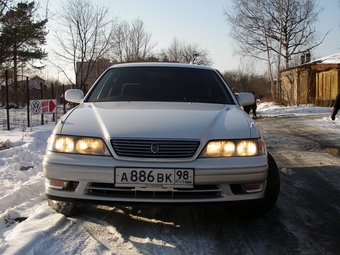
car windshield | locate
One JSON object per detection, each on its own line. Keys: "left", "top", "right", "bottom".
{"left": 86, "top": 66, "right": 234, "bottom": 104}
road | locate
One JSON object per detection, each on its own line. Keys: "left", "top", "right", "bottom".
{"left": 252, "top": 114, "right": 340, "bottom": 254}
{"left": 68, "top": 114, "right": 340, "bottom": 254}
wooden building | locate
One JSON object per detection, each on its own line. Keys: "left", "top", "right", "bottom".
{"left": 280, "top": 53, "right": 340, "bottom": 106}
{"left": 76, "top": 58, "right": 113, "bottom": 92}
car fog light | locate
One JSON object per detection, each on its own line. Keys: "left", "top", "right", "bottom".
{"left": 243, "top": 183, "right": 264, "bottom": 193}
{"left": 46, "top": 179, "right": 68, "bottom": 190}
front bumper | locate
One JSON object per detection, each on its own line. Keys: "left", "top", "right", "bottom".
{"left": 43, "top": 151, "right": 268, "bottom": 205}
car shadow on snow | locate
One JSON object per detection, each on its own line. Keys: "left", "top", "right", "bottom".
{"left": 76, "top": 203, "right": 298, "bottom": 254}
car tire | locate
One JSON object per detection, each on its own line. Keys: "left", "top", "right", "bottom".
{"left": 228, "top": 152, "right": 280, "bottom": 218}
{"left": 47, "top": 199, "right": 85, "bottom": 216}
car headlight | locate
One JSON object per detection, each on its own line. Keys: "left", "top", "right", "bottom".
{"left": 48, "top": 135, "right": 110, "bottom": 155}
{"left": 200, "top": 138, "right": 265, "bottom": 157}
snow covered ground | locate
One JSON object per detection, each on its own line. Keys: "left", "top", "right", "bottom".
{"left": 0, "top": 102, "right": 338, "bottom": 254}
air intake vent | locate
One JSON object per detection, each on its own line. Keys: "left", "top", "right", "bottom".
{"left": 87, "top": 183, "right": 222, "bottom": 199}
{"left": 110, "top": 139, "right": 200, "bottom": 158}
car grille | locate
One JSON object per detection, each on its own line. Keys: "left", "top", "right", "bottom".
{"left": 86, "top": 183, "right": 222, "bottom": 199}
{"left": 110, "top": 139, "right": 200, "bottom": 158}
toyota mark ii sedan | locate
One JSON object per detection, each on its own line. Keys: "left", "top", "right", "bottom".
{"left": 43, "top": 62, "right": 280, "bottom": 218}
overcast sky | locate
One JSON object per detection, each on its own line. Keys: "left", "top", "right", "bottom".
{"left": 46, "top": 0, "right": 340, "bottom": 81}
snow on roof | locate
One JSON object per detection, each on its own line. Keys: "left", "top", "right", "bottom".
{"left": 312, "top": 52, "right": 340, "bottom": 64}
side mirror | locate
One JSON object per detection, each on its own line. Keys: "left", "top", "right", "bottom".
{"left": 237, "top": 92, "right": 255, "bottom": 106}
{"left": 65, "top": 89, "right": 84, "bottom": 104}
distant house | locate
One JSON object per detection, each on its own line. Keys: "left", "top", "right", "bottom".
{"left": 0, "top": 75, "right": 47, "bottom": 107}
{"left": 28, "top": 76, "right": 46, "bottom": 100}
{"left": 280, "top": 53, "right": 340, "bottom": 106}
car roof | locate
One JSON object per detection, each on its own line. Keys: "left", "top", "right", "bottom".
{"left": 107, "top": 62, "right": 216, "bottom": 71}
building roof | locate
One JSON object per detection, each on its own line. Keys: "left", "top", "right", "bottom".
{"left": 312, "top": 53, "right": 340, "bottom": 64}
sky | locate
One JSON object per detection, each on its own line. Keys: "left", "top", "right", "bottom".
{"left": 0, "top": 102, "right": 338, "bottom": 253}
{"left": 45, "top": 0, "right": 340, "bottom": 82}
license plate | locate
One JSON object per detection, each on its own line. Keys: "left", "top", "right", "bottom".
{"left": 115, "top": 168, "right": 194, "bottom": 188}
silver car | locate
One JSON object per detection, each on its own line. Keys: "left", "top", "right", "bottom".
{"left": 43, "top": 62, "right": 280, "bottom": 218}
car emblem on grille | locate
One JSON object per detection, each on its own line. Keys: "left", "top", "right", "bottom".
{"left": 151, "top": 143, "right": 159, "bottom": 153}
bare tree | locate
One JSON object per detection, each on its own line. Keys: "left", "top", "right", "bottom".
{"left": 111, "top": 18, "right": 156, "bottom": 62}
{"left": 160, "top": 38, "right": 213, "bottom": 66}
{"left": 269, "top": 0, "right": 325, "bottom": 68}
{"left": 224, "top": 0, "right": 325, "bottom": 99}
{"left": 223, "top": 70, "right": 269, "bottom": 96}
{"left": 52, "top": 0, "right": 117, "bottom": 91}
{"left": 159, "top": 37, "right": 183, "bottom": 62}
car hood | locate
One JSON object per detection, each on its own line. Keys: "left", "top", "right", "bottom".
{"left": 56, "top": 102, "right": 259, "bottom": 141}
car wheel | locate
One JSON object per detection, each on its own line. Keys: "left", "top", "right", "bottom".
{"left": 228, "top": 152, "right": 280, "bottom": 218}
{"left": 47, "top": 199, "right": 85, "bottom": 216}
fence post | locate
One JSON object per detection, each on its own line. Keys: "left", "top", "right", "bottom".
{"left": 63, "top": 84, "right": 65, "bottom": 114}
{"left": 40, "top": 82, "right": 44, "bottom": 125}
{"left": 51, "top": 83, "right": 55, "bottom": 122}
{"left": 26, "top": 77, "right": 30, "bottom": 127}
{"left": 5, "top": 70, "right": 10, "bottom": 130}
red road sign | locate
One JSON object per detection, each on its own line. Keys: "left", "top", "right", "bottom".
{"left": 49, "top": 100, "right": 56, "bottom": 113}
